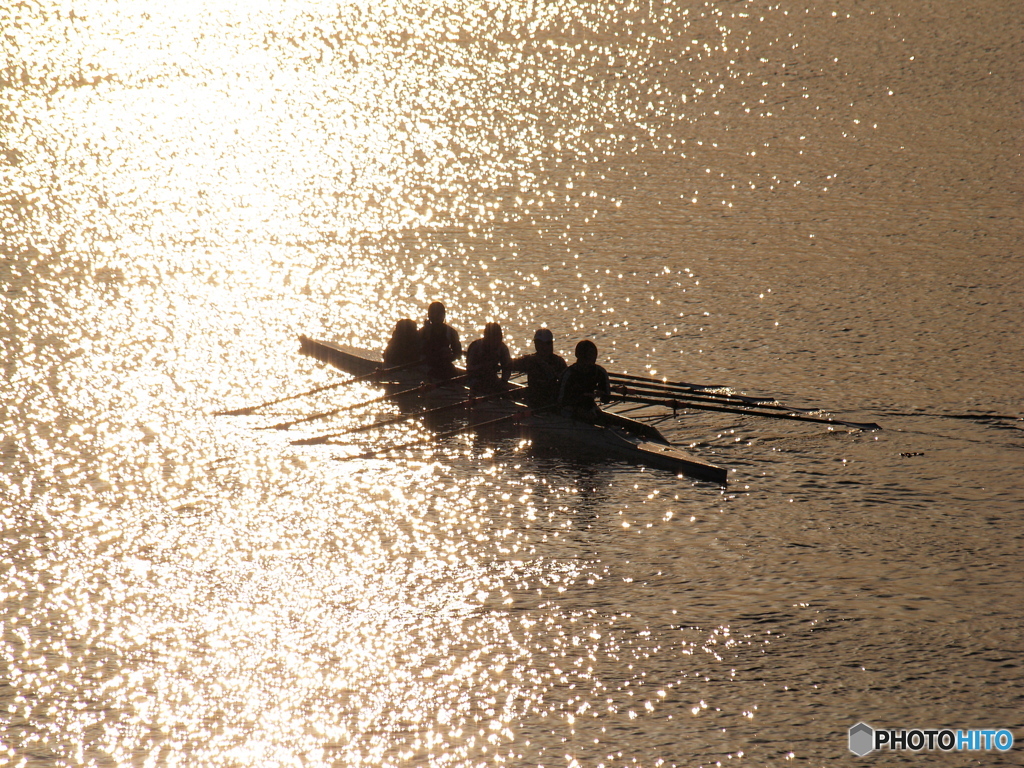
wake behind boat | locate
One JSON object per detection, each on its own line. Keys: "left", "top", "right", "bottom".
{"left": 297, "top": 335, "right": 729, "bottom": 484}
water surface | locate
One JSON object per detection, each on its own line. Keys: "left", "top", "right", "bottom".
{"left": 2, "top": 0, "right": 1022, "bottom": 766}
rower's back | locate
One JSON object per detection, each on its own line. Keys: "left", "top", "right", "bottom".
{"left": 383, "top": 318, "right": 420, "bottom": 368}
{"left": 418, "top": 301, "right": 462, "bottom": 379}
{"left": 559, "top": 339, "right": 610, "bottom": 419}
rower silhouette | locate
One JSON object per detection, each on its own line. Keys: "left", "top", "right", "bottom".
{"left": 465, "top": 322, "right": 512, "bottom": 394}
{"left": 558, "top": 339, "right": 611, "bottom": 421}
{"left": 418, "top": 301, "right": 462, "bottom": 380}
{"left": 383, "top": 318, "right": 420, "bottom": 368}
{"left": 512, "top": 328, "right": 567, "bottom": 407}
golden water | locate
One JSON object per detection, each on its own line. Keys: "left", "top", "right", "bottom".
{"left": 2, "top": 0, "right": 1022, "bottom": 765}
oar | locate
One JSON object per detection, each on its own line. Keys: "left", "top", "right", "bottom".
{"left": 291, "top": 389, "right": 515, "bottom": 445}
{"left": 262, "top": 375, "right": 470, "bottom": 431}
{"left": 213, "top": 359, "right": 423, "bottom": 416}
{"left": 609, "top": 379, "right": 806, "bottom": 412}
{"left": 336, "top": 406, "right": 550, "bottom": 462}
{"left": 613, "top": 394, "right": 882, "bottom": 431}
{"left": 608, "top": 373, "right": 779, "bottom": 408}
{"left": 609, "top": 370, "right": 730, "bottom": 394}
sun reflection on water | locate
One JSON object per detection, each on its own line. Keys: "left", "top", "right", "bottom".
{"left": 0, "top": 0, "right": 874, "bottom": 763}
{"left": 2, "top": 411, "right": 759, "bottom": 765}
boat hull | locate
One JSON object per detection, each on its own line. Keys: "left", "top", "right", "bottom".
{"left": 298, "top": 335, "right": 727, "bottom": 484}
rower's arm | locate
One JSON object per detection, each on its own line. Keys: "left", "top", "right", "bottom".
{"left": 557, "top": 367, "right": 572, "bottom": 406}
{"left": 449, "top": 327, "right": 463, "bottom": 360}
{"left": 465, "top": 341, "right": 482, "bottom": 373}
{"left": 598, "top": 367, "right": 612, "bottom": 402}
{"left": 500, "top": 346, "right": 513, "bottom": 381}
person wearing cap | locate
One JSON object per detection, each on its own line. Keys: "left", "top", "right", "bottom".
{"left": 558, "top": 339, "right": 611, "bottom": 421}
{"left": 418, "top": 301, "right": 462, "bottom": 379}
{"left": 511, "top": 328, "right": 568, "bottom": 407}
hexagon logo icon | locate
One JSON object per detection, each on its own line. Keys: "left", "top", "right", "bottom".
{"left": 849, "top": 722, "right": 874, "bottom": 756}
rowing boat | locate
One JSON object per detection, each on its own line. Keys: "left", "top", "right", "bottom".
{"left": 297, "top": 335, "right": 728, "bottom": 484}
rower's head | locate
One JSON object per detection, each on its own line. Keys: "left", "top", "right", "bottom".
{"left": 391, "top": 318, "right": 417, "bottom": 342}
{"left": 533, "top": 327, "right": 554, "bottom": 352}
{"left": 574, "top": 339, "right": 598, "bottom": 364}
{"left": 427, "top": 301, "right": 446, "bottom": 324}
{"left": 483, "top": 322, "right": 503, "bottom": 344}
